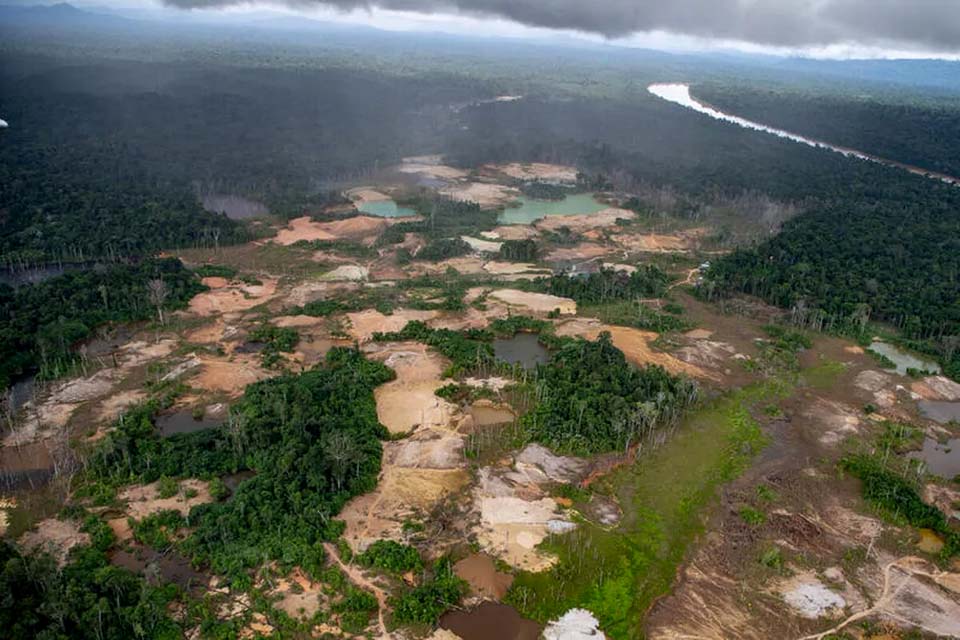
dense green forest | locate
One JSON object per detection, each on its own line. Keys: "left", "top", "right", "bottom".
{"left": 0, "top": 258, "right": 203, "bottom": 388}
{"left": 697, "top": 84, "right": 960, "bottom": 178}
{"left": 0, "top": 539, "right": 183, "bottom": 640}
{"left": 522, "top": 333, "right": 699, "bottom": 454}
{"left": 0, "top": 54, "right": 487, "bottom": 264}
{"left": 447, "top": 92, "right": 960, "bottom": 372}
{"left": 91, "top": 347, "right": 393, "bottom": 579}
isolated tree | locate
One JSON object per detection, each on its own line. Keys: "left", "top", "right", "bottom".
{"left": 146, "top": 278, "right": 169, "bottom": 326}
{"left": 324, "top": 431, "right": 357, "bottom": 491}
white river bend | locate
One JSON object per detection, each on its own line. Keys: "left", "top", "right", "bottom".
{"left": 648, "top": 83, "right": 959, "bottom": 187}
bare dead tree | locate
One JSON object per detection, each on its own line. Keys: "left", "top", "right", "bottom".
{"left": 146, "top": 278, "right": 169, "bottom": 326}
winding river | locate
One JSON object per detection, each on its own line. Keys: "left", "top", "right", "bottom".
{"left": 648, "top": 83, "right": 959, "bottom": 187}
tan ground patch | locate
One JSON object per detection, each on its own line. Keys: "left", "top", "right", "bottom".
{"left": 773, "top": 572, "right": 846, "bottom": 619}
{"left": 321, "top": 265, "right": 369, "bottom": 281}
{"left": 460, "top": 235, "right": 502, "bottom": 253}
{"left": 346, "top": 187, "right": 392, "bottom": 203}
{"left": 675, "top": 340, "right": 738, "bottom": 370}
{"left": 273, "top": 216, "right": 338, "bottom": 245}
{"left": 340, "top": 467, "right": 469, "bottom": 552}
{"left": 474, "top": 490, "right": 564, "bottom": 572}
{"left": 428, "top": 307, "right": 491, "bottom": 331}
{"left": 186, "top": 318, "right": 227, "bottom": 344}
{"left": 120, "top": 478, "right": 213, "bottom": 520}
{"left": 611, "top": 231, "right": 698, "bottom": 253}
{"left": 192, "top": 355, "right": 271, "bottom": 397}
{"left": 188, "top": 279, "right": 277, "bottom": 316}
{"left": 384, "top": 428, "right": 464, "bottom": 469}
{"left": 415, "top": 256, "right": 488, "bottom": 275}
{"left": 535, "top": 207, "right": 634, "bottom": 233}
{"left": 440, "top": 182, "right": 519, "bottom": 208}
{"left": 481, "top": 225, "right": 540, "bottom": 241}
{"left": 270, "top": 568, "right": 325, "bottom": 619}
{"left": 271, "top": 315, "right": 327, "bottom": 329}
{"left": 544, "top": 243, "right": 611, "bottom": 262}
{"left": 107, "top": 517, "right": 133, "bottom": 542}
{"left": 482, "top": 261, "right": 551, "bottom": 276}
{"left": 398, "top": 158, "right": 469, "bottom": 181}
{"left": 844, "top": 345, "right": 865, "bottom": 354}
{"left": 803, "top": 398, "right": 862, "bottom": 447}
{"left": 347, "top": 309, "right": 440, "bottom": 343}
{"left": 201, "top": 276, "right": 229, "bottom": 289}
{"left": 684, "top": 328, "right": 714, "bottom": 339}
{"left": 284, "top": 281, "right": 357, "bottom": 308}
{"left": 315, "top": 215, "right": 393, "bottom": 243}
{"left": 19, "top": 518, "right": 90, "bottom": 566}
{"left": 455, "top": 553, "right": 514, "bottom": 600}
{"left": 923, "top": 484, "right": 960, "bottom": 518}
{"left": 487, "top": 289, "right": 576, "bottom": 315}
{"left": 491, "top": 162, "right": 578, "bottom": 183}
{"left": 9, "top": 369, "right": 118, "bottom": 445}
{"left": 95, "top": 389, "right": 148, "bottom": 425}
{"left": 472, "top": 446, "right": 584, "bottom": 572}
{"left": 364, "top": 342, "right": 455, "bottom": 433}
{"left": 554, "top": 318, "right": 711, "bottom": 379}
{"left": 912, "top": 375, "right": 960, "bottom": 401}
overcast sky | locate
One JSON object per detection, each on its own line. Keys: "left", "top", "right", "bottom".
{"left": 107, "top": 0, "right": 960, "bottom": 59}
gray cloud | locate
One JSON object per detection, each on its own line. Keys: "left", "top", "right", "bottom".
{"left": 162, "top": 0, "right": 960, "bottom": 50}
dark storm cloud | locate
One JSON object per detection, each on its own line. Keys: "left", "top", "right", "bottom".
{"left": 162, "top": 0, "right": 960, "bottom": 50}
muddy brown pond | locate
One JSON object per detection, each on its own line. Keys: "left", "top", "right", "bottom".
{"left": 909, "top": 437, "right": 960, "bottom": 479}
{"left": 440, "top": 601, "right": 542, "bottom": 640}
{"left": 155, "top": 410, "right": 223, "bottom": 436}
{"left": 112, "top": 546, "right": 206, "bottom": 591}
{"left": 918, "top": 400, "right": 960, "bottom": 425}
{"left": 493, "top": 333, "right": 549, "bottom": 368}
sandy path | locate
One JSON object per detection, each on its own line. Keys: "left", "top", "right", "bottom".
{"left": 322, "top": 542, "right": 390, "bottom": 639}
{"left": 798, "top": 556, "right": 960, "bottom": 640}
{"left": 670, "top": 267, "right": 700, "bottom": 290}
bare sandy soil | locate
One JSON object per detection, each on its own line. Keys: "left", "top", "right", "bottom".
{"left": 273, "top": 216, "right": 338, "bottom": 245}
{"left": 346, "top": 187, "right": 393, "bottom": 203}
{"left": 120, "top": 478, "right": 213, "bottom": 520}
{"left": 611, "top": 227, "right": 708, "bottom": 253}
{"left": 534, "top": 207, "right": 634, "bottom": 233}
{"left": 482, "top": 226, "right": 540, "bottom": 241}
{"left": 912, "top": 375, "right": 960, "bottom": 401}
{"left": 270, "top": 314, "right": 327, "bottom": 329}
{"left": 429, "top": 307, "right": 491, "bottom": 332}
{"left": 397, "top": 158, "right": 469, "bottom": 181}
{"left": 10, "top": 339, "right": 179, "bottom": 445}
{"left": 94, "top": 389, "right": 148, "bottom": 426}
{"left": 269, "top": 568, "right": 326, "bottom": 619}
{"left": 472, "top": 444, "right": 587, "bottom": 572}
{"left": 364, "top": 342, "right": 454, "bottom": 433}
{"left": 460, "top": 235, "right": 502, "bottom": 253}
{"left": 316, "top": 215, "right": 395, "bottom": 243}
{"left": 347, "top": 309, "right": 440, "bottom": 343}
{"left": 487, "top": 289, "right": 577, "bottom": 315}
{"left": 283, "top": 281, "right": 357, "bottom": 308}
{"left": 19, "top": 518, "right": 90, "bottom": 566}
{"left": 188, "top": 279, "right": 277, "bottom": 316}
{"left": 544, "top": 243, "right": 612, "bottom": 262}
{"left": 489, "top": 162, "right": 578, "bottom": 183}
{"left": 320, "top": 264, "right": 369, "bottom": 281}
{"left": 554, "top": 318, "right": 711, "bottom": 379}
{"left": 440, "top": 182, "right": 519, "bottom": 208}
{"left": 482, "top": 261, "right": 551, "bottom": 276}
{"left": 192, "top": 354, "right": 272, "bottom": 397}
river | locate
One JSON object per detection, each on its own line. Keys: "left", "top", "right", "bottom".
{"left": 647, "top": 83, "right": 959, "bottom": 187}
